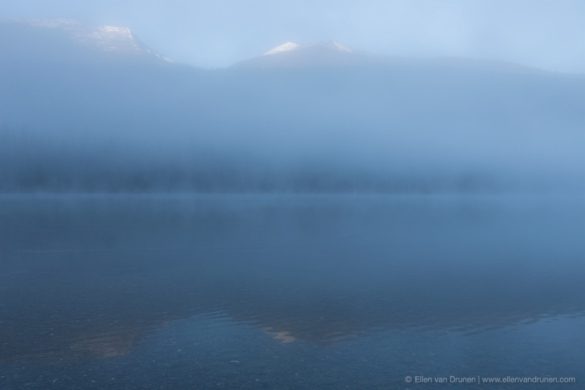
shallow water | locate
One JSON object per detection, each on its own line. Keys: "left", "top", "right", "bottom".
{"left": 0, "top": 194, "right": 584, "bottom": 389}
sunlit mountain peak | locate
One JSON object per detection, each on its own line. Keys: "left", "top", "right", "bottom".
{"left": 264, "top": 41, "right": 301, "bottom": 56}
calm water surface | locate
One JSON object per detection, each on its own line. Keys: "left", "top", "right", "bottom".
{"left": 0, "top": 194, "right": 584, "bottom": 389}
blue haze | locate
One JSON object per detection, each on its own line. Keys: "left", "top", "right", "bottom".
{"left": 0, "top": 3, "right": 584, "bottom": 388}
{"left": 1, "top": 0, "right": 584, "bottom": 72}
{"left": 0, "top": 21, "right": 583, "bottom": 193}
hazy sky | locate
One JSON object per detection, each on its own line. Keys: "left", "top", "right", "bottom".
{"left": 1, "top": 0, "right": 584, "bottom": 72}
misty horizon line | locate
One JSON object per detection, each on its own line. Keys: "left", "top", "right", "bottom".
{"left": 3, "top": 17, "right": 583, "bottom": 75}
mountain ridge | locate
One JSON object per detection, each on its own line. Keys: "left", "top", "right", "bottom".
{"left": 235, "top": 40, "right": 374, "bottom": 69}
{"left": 0, "top": 19, "right": 169, "bottom": 64}
{"left": 0, "top": 20, "right": 583, "bottom": 192}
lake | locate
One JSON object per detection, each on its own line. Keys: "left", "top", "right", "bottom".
{"left": 0, "top": 194, "right": 584, "bottom": 389}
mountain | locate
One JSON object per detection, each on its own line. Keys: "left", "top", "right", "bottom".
{"left": 0, "top": 20, "right": 167, "bottom": 65}
{"left": 235, "top": 41, "right": 374, "bottom": 68}
{"left": 0, "top": 21, "right": 583, "bottom": 192}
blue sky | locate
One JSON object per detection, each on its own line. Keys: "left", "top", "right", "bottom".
{"left": 1, "top": 0, "right": 584, "bottom": 71}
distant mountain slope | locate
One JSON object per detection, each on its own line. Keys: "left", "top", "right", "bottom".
{"left": 0, "top": 20, "right": 167, "bottom": 63}
{"left": 0, "top": 21, "right": 583, "bottom": 192}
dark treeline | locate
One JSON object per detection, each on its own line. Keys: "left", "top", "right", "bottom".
{"left": 0, "top": 132, "right": 502, "bottom": 193}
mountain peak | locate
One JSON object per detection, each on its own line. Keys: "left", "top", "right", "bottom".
{"left": 1, "top": 20, "right": 166, "bottom": 61}
{"left": 263, "top": 41, "right": 352, "bottom": 57}
{"left": 87, "top": 25, "right": 142, "bottom": 54}
{"left": 264, "top": 41, "right": 301, "bottom": 56}
{"left": 236, "top": 40, "right": 358, "bottom": 68}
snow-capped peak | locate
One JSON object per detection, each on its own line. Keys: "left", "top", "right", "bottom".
{"left": 89, "top": 25, "right": 142, "bottom": 53}
{"left": 264, "top": 42, "right": 301, "bottom": 56}
{"left": 236, "top": 40, "right": 360, "bottom": 68}
{"left": 6, "top": 19, "right": 166, "bottom": 59}
{"left": 263, "top": 41, "right": 353, "bottom": 57}
{"left": 25, "top": 20, "right": 138, "bottom": 49}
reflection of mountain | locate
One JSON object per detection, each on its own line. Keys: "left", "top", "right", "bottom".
{"left": 1, "top": 196, "right": 584, "bottom": 361}
{"left": 1, "top": 21, "right": 584, "bottom": 192}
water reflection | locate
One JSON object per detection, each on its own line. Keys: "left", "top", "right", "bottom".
{"left": 0, "top": 194, "right": 584, "bottom": 363}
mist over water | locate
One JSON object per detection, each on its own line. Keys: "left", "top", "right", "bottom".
{"left": 1, "top": 2, "right": 584, "bottom": 389}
